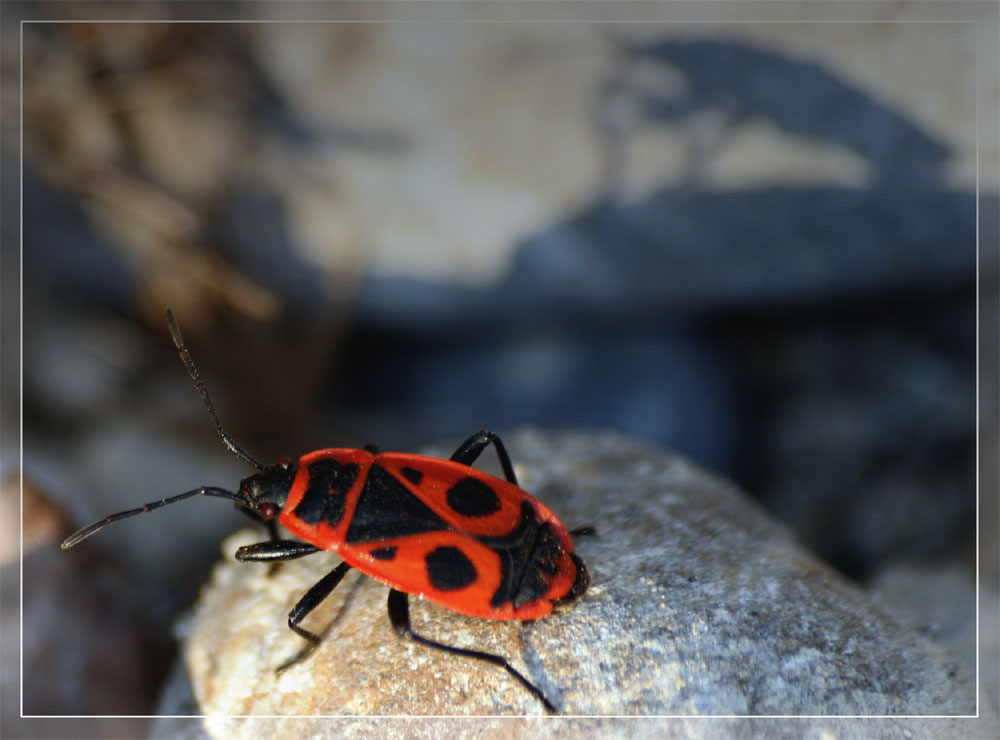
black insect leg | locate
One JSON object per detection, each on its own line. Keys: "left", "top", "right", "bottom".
{"left": 266, "top": 519, "right": 280, "bottom": 542}
{"left": 450, "top": 429, "right": 518, "bottom": 485}
{"left": 236, "top": 529, "right": 304, "bottom": 575}
{"left": 276, "top": 561, "right": 353, "bottom": 673}
{"left": 235, "top": 540, "right": 321, "bottom": 562}
{"left": 386, "top": 589, "right": 557, "bottom": 714}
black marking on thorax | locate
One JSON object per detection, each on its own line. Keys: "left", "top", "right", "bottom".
{"left": 292, "top": 458, "right": 360, "bottom": 526}
{"left": 346, "top": 464, "right": 451, "bottom": 543}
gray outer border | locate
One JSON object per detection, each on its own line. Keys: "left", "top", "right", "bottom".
{"left": 2, "top": 2, "right": 996, "bottom": 739}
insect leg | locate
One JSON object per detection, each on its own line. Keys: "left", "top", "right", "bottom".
{"left": 449, "top": 429, "right": 518, "bottom": 485}
{"left": 236, "top": 514, "right": 286, "bottom": 576}
{"left": 275, "top": 561, "right": 353, "bottom": 673}
{"left": 386, "top": 589, "right": 557, "bottom": 714}
{"left": 235, "top": 540, "right": 321, "bottom": 562}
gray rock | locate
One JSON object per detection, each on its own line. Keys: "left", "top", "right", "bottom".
{"left": 170, "top": 430, "right": 973, "bottom": 725}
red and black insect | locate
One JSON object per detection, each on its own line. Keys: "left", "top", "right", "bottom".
{"left": 62, "top": 309, "right": 591, "bottom": 713}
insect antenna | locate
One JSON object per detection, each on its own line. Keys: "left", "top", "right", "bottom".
{"left": 61, "top": 486, "right": 240, "bottom": 548}
{"left": 165, "top": 309, "right": 265, "bottom": 471}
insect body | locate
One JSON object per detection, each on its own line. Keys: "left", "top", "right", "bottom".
{"left": 62, "top": 310, "right": 590, "bottom": 713}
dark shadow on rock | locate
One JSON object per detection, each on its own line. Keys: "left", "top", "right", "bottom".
{"left": 353, "top": 186, "right": 980, "bottom": 331}
{"left": 602, "top": 37, "right": 951, "bottom": 188}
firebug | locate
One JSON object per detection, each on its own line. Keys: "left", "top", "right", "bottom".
{"left": 62, "top": 309, "right": 591, "bottom": 713}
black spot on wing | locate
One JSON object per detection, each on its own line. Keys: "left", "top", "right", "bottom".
{"left": 446, "top": 477, "right": 502, "bottom": 517}
{"left": 346, "top": 464, "right": 450, "bottom": 543}
{"left": 370, "top": 546, "right": 397, "bottom": 561}
{"left": 400, "top": 466, "right": 424, "bottom": 484}
{"left": 425, "top": 546, "right": 477, "bottom": 591}
{"left": 292, "top": 459, "right": 360, "bottom": 526}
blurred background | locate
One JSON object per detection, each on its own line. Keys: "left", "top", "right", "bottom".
{"left": 2, "top": 4, "right": 996, "bottom": 735}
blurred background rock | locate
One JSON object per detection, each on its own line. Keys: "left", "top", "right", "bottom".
{"left": 2, "top": 2, "right": 995, "bottom": 732}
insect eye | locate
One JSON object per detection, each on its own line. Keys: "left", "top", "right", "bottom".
{"left": 278, "top": 457, "right": 293, "bottom": 469}
{"left": 259, "top": 502, "right": 279, "bottom": 520}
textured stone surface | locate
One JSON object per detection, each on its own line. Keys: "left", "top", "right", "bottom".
{"left": 181, "top": 430, "right": 973, "bottom": 721}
